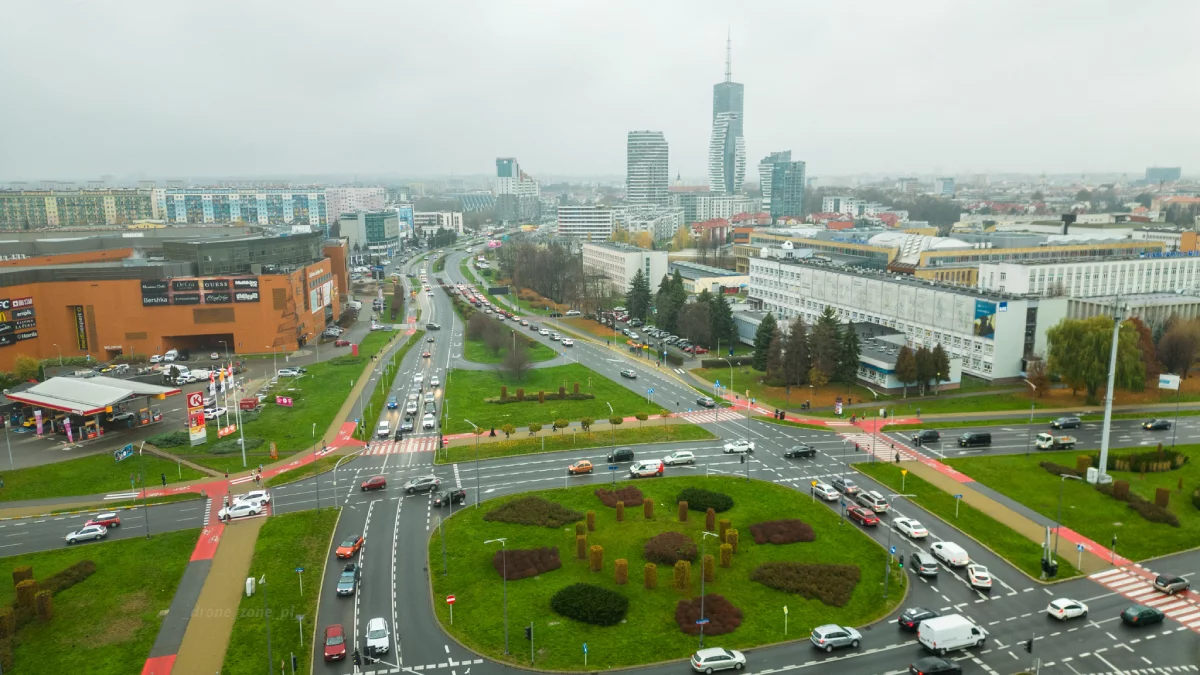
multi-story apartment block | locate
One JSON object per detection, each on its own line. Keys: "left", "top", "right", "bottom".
{"left": 557, "top": 205, "right": 615, "bottom": 240}
{"left": 668, "top": 192, "right": 759, "bottom": 224}
{"left": 582, "top": 241, "right": 668, "bottom": 293}
{"left": 0, "top": 189, "right": 154, "bottom": 228}
{"left": 153, "top": 188, "right": 326, "bottom": 228}
{"left": 414, "top": 211, "right": 464, "bottom": 236}
{"left": 340, "top": 210, "right": 400, "bottom": 255}
{"left": 977, "top": 253, "right": 1200, "bottom": 298}
{"left": 325, "top": 187, "right": 386, "bottom": 225}
{"left": 626, "top": 131, "right": 669, "bottom": 205}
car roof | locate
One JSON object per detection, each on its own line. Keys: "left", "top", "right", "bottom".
{"left": 95, "top": 512, "right": 117, "bottom": 518}
{"left": 694, "top": 648, "right": 733, "bottom": 658}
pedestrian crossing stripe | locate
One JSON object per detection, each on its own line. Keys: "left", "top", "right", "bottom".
{"left": 1088, "top": 567, "right": 1200, "bottom": 633}
{"left": 362, "top": 436, "right": 440, "bottom": 454}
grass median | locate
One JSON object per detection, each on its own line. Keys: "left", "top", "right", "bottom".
{"left": 429, "top": 476, "right": 905, "bottom": 670}
{"left": 463, "top": 336, "right": 557, "bottom": 364}
{"left": 0, "top": 452, "right": 207, "bottom": 503}
{"left": 0, "top": 528, "right": 197, "bottom": 674}
{"left": 440, "top": 363, "right": 659, "bottom": 435}
{"left": 855, "top": 462, "right": 1081, "bottom": 580}
{"left": 222, "top": 508, "right": 340, "bottom": 675}
{"left": 437, "top": 423, "right": 716, "bottom": 463}
{"left": 944, "top": 447, "right": 1200, "bottom": 561}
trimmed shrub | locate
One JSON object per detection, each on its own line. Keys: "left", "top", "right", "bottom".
{"left": 749, "top": 519, "right": 817, "bottom": 545}
{"left": 580, "top": 416, "right": 593, "bottom": 431}
{"left": 148, "top": 430, "right": 189, "bottom": 448}
{"left": 550, "top": 583, "right": 628, "bottom": 626}
{"left": 516, "top": 388, "right": 525, "bottom": 401}
{"left": 538, "top": 390, "right": 545, "bottom": 404}
{"left": 594, "top": 485, "right": 644, "bottom": 508}
{"left": 559, "top": 386, "right": 566, "bottom": 398}
{"left": 492, "top": 547, "right": 562, "bottom": 581}
{"left": 673, "top": 560, "right": 691, "bottom": 591}
{"left": 1088, "top": 448, "right": 1191, "bottom": 473}
{"left": 674, "top": 594, "right": 743, "bottom": 635}
{"left": 586, "top": 511, "right": 596, "bottom": 531}
{"left": 751, "top": 562, "right": 862, "bottom": 607}
{"left": 644, "top": 497, "right": 654, "bottom": 520}
{"left": 0, "top": 608, "right": 13, "bottom": 640}
{"left": 615, "top": 559, "right": 628, "bottom": 585}
{"left": 589, "top": 545, "right": 604, "bottom": 572}
{"left": 645, "top": 531, "right": 698, "bottom": 565}
{"left": 1039, "top": 461, "right": 1081, "bottom": 478}
{"left": 677, "top": 487, "right": 734, "bottom": 513}
{"left": 501, "top": 385, "right": 508, "bottom": 400}
{"left": 718, "top": 518, "right": 730, "bottom": 542}
{"left": 726, "top": 529, "right": 739, "bottom": 553}
{"left": 720, "top": 543, "right": 732, "bottom": 568}
{"left": 1076, "top": 455, "right": 1092, "bottom": 474}
{"left": 554, "top": 418, "right": 570, "bottom": 431}
{"left": 678, "top": 500, "right": 688, "bottom": 522}
{"left": 1112, "top": 480, "right": 1130, "bottom": 500}
{"left": 11, "top": 567, "right": 32, "bottom": 587}
{"left": 576, "top": 535, "right": 588, "bottom": 560}
{"left": 616, "top": 501, "right": 625, "bottom": 521}
{"left": 34, "top": 591, "right": 51, "bottom": 622}
{"left": 575, "top": 521, "right": 586, "bottom": 536}
{"left": 574, "top": 382, "right": 580, "bottom": 395}
{"left": 14, "top": 580, "right": 36, "bottom": 609}
{"left": 635, "top": 412, "right": 649, "bottom": 422}
{"left": 484, "top": 496, "right": 583, "bottom": 528}
{"left": 706, "top": 508, "right": 716, "bottom": 531}
{"left": 0, "top": 636, "right": 10, "bottom": 674}
{"left": 609, "top": 415, "right": 623, "bottom": 426}
{"left": 644, "top": 563, "right": 658, "bottom": 589}
{"left": 703, "top": 554, "right": 715, "bottom": 583}
{"left": 1155, "top": 487, "right": 1170, "bottom": 508}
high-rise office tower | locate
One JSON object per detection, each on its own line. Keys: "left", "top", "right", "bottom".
{"left": 626, "top": 131, "right": 669, "bottom": 205}
{"left": 495, "top": 157, "right": 541, "bottom": 223}
{"left": 768, "top": 160, "right": 806, "bottom": 221}
{"left": 708, "top": 34, "right": 745, "bottom": 195}
{"left": 758, "top": 151, "right": 792, "bottom": 212}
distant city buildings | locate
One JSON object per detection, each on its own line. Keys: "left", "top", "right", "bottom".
{"left": 669, "top": 192, "right": 759, "bottom": 224}
{"left": 582, "top": 241, "right": 668, "bottom": 293}
{"left": 767, "top": 160, "right": 806, "bottom": 221}
{"left": 325, "top": 187, "right": 385, "bottom": 225}
{"left": 626, "top": 131, "right": 669, "bottom": 205}
{"left": 340, "top": 210, "right": 400, "bottom": 255}
{"left": 1146, "top": 167, "right": 1182, "bottom": 183}
{"left": 615, "top": 205, "right": 685, "bottom": 242}
{"left": 757, "top": 151, "right": 791, "bottom": 214}
{"left": 896, "top": 177, "right": 920, "bottom": 193}
{"left": 0, "top": 188, "right": 154, "bottom": 228}
{"left": 708, "top": 36, "right": 745, "bottom": 196}
{"left": 496, "top": 157, "right": 542, "bottom": 223}
{"left": 933, "top": 177, "right": 955, "bottom": 197}
{"left": 414, "top": 211, "right": 464, "bottom": 236}
{"left": 557, "top": 205, "right": 615, "bottom": 239}
{"left": 154, "top": 188, "right": 326, "bottom": 228}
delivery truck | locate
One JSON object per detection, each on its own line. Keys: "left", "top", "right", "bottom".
{"left": 1035, "top": 433, "right": 1076, "bottom": 450}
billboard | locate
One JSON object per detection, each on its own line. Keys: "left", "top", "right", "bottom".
{"left": 73, "top": 305, "right": 88, "bottom": 349}
{"left": 143, "top": 277, "right": 259, "bottom": 306}
{"left": 973, "top": 300, "right": 997, "bottom": 338}
{"left": 310, "top": 280, "right": 333, "bottom": 314}
{"left": 186, "top": 391, "right": 207, "bottom": 447}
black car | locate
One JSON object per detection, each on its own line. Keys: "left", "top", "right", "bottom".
{"left": 1051, "top": 416, "right": 1082, "bottom": 429}
{"left": 1120, "top": 605, "right": 1165, "bottom": 626}
{"left": 910, "top": 429, "right": 940, "bottom": 445}
{"left": 909, "top": 656, "right": 961, "bottom": 675}
{"left": 897, "top": 607, "right": 939, "bottom": 631}
{"left": 620, "top": 369, "right": 637, "bottom": 379}
{"left": 607, "top": 447, "right": 635, "bottom": 463}
{"left": 784, "top": 444, "right": 816, "bottom": 459}
{"left": 432, "top": 489, "right": 467, "bottom": 507}
{"left": 1143, "top": 419, "right": 1172, "bottom": 431}
{"left": 403, "top": 476, "right": 441, "bottom": 494}
{"left": 426, "top": 323, "right": 441, "bottom": 330}
{"left": 696, "top": 397, "right": 717, "bottom": 408}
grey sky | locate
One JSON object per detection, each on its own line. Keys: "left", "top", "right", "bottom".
{"left": 2, "top": 0, "right": 1197, "bottom": 182}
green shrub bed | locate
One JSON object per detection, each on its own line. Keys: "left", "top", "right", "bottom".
{"left": 678, "top": 487, "right": 734, "bottom": 513}
{"left": 550, "top": 583, "right": 628, "bottom": 626}
{"left": 483, "top": 496, "right": 584, "bottom": 528}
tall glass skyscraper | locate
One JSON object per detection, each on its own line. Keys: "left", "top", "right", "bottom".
{"left": 708, "top": 35, "right": 745, "bottom": 195}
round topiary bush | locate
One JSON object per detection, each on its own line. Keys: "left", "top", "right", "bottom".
{"left": 549, "top": 583, "right": 629, "bottom": 626}
{"left": 677, "top": 486, "right": 734, "bottom": 513}
{"left": 644, "top": 531, "right": 698, "bottom": 565}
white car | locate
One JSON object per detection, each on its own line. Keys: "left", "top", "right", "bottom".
{"left": 812, "top": 483, "right": 840, "bottom": 501}
{"left": 163, "top": 353, "right": 177, "bottom": 362}
{"left": 149, "top": 354, "right": 162, "bottom": 363}
{"left": 277, "top": 368, "right": 301, "bottom": 377}
{"left": 561, "top": 339, "right": 574, "bottom": 347}
{"left": 365, "top": 617, "right": 390, "bottom": 654}
{"left": 65, "top": 524, "right": 107, "bottom": 544}
{"left": 210, "top": 352, "right": 221, "bottom": 360}
{"left": 723, "top": 439, "right": 755, "bottom": 454}
{"left": 966, "top": 564, "right": 993, "bottom": 590}
{"left": 663, "top": 450, "right": 695, "bottom": 466}
{"left": 422, "top": 413, "right": 436, "bottom": 430}
{"left": 893, "top": 518, "right": 929, "bottom": 539}
{"left": 539, "top": 329, "right": 550, "bottom": 336}
{"left": 1047, "top": 598, "right": 1088, "bottom": 620}
{"left": 203, "top": 407, "right": 227, "bottom": 420}
{"left": 565, "top": 309, "right": 581, "bottom": 316}
{"left": 218, "top": 502, "right": 262, "bottom": 520}
{"left": 413, "top": 374, "right": 424, "bottom": 385}
{"left": 430, "top": 376, "right": 441, "bottom": 387}
{"left": 234, "top": 490, "right": 271, "bottom": 506}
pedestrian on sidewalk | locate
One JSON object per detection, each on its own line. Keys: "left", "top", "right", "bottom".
{"left": 224, "top": 469, "right": 229, "bottom": 479}
{"left": 160, "top": 473, "right": 166, "bottom": 486}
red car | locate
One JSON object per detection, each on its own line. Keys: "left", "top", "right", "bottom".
{"left": 323, "top": 624, "right": 347, "bottom": 661}
{"left": 361, "top": 476, "right": 387, "bottom": 491}
{"left": 336, "top": 535, "right": 364, "bottom": 559}
{"left": 86, "top": 512, "right": 121, "bottom": 528}
{"left": 693, "top": 346, "right": 709, "bottom": 354}
{"left": 334, "top": 339, "right": 350, "bottom": 347}
{"left": 847, "top": 506, "right": 880, "bottom": 527}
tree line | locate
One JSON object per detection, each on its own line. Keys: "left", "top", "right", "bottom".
{"left": 620, "top": 269, "right": 737, "bottom": 349}
{"left": 748, "top": 308, "right": 863, "bottom": 397}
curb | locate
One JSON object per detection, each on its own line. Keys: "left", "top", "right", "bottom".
{"left": 308, "top": 506, "right": 343, "bottom": 675}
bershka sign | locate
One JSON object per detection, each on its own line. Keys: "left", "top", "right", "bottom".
{"left": 142, "top": 295, "right": 170, "bottom": 306}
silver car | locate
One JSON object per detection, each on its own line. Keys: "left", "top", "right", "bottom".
{"left": 65, "top": 524, "right": 107, "bottom": 545}
{"left": 810, "top": 624, "right": 861, "bottom": 652}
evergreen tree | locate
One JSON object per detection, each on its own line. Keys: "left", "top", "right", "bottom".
{"left": 661, "top": 269, "right": 687, "bottom": 333}
{"left": 709, "top": 292, "right": 737, "bottom": 351}
{"left": 656, "top": 273, "right": 679, "bottom": 332}
{"left": 766, "top": 329, "right": 785, "bottom": 381}
{"left": 915, "top": 346, "right": 934, "bottom": 395}
{"left": 810, "top": 307, "right": 841, "bottom": 379}
{"left": 625, "top": 268, "right": 652, "bottom": 321}
{"left": 931, "top": 343, "right": 951, "bottom": 394}
{"left": 894, "top": 346, "right": 917, "bottom": 398}
{"left": 752, "top": 312, "right": 778, "bottom": 371}
{"left": 836, "top": 323, "right": 861, "bottom": 384}
{"left": 782, "top": 316, "right": 810, "bottom": 390}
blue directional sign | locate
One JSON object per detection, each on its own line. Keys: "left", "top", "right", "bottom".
{"left": 953, "top": 494, "right": 963, "bottom": 499}
{"left": 695, "top": 618, "right": 710, "bottom": 625}
{"left": 294, "top": 566, "right": 305, "bottom": 573}
{"left": 1076, "top": 543, "right": 1085, "bottom": 552}
{"left": 648, "top": 388, "right": 655, "bottom": 395}
{"left": 729, "top": 347, "right": 734, "bottom": 357}
{"left": 583, "top": 643, "right": 588, "bottom": 654}
{"left": 889, "top": 546, "right": 896, "bottom": 555}
{"left": 608, "top": 465, "right": 619, "bottom": 471}
{"left": 715, "top": 380, "right": 722, "bottom": 388}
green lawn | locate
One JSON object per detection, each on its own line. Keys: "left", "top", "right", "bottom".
{"left": 855, "top": 463, "right": 1082, "bottom": 580}
{"left": 438, "top": 423, "right": 716, "bottom": 463}
{"left": 463, "top": 337, "right": 557, "bottom": 364}
{"left": 440, "top": 364, "right": 658, "bottom": 435}
{"left": 689, "top": 367, "right": 885, "bottom": 413}
{"left": 223, "top": 508, "right": 340, "bottom": 675}
{"left": 172, "top": 331, "right": 397, "bottom": 473}
{"left": 873, "top": 392, "right": 1049, "bottom": 418}
{"left": 944, "top": 447, "right": 1200, "bottom": 561}
{"left": 429, "top": 476, "right": 905, "bottom": 670}
{"left": 0, "top": 452, "right": 207, "bottom": 502}
{"left": 0, "top": 528, "right": 197, "bottom": 674}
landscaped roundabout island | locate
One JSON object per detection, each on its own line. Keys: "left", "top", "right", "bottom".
{"left": 428, "top": 476, "right": 906, "bottom": 670}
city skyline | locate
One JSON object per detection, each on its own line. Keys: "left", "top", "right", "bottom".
{"left": 2, "top": 1, "right": 1198, "bottom": 181}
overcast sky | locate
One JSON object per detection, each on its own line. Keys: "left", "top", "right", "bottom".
{"left": 2, "top": 1, "right": 1198, "bottom": 183}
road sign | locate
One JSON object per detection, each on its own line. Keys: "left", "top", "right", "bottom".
{"left": 1076, "top": 544, "right": 1086, "bottom": 552}
{"left": 695, "top": 618, "right": 710, "bottom": 625}
{"left": 889, "top": 546, "right": 896, "bottom": 555}
{"left": 715, "top": 380, "right": 721, "bottom": 388}
{"left": 901, "top": 469, "right": 908, "bottom": 476}
{"left": 953, "top": 494, "right": 963, "bottom": 499}
{"left": 447, "top": 595, "right": 456, "bottom": 604}
{"left": 583, "top": 643, "right": 588, "bottom": 654}
{"left": 294, "top": 567, "right": 304, "bottom": 573}
{"left": 608, "top": 465, "right": 618, "bottom": 471}
{"left": 810, "top": 480, "right": 818, "bottom": 486}
{"left": 648, "top": 388, "right": 655, "bottom": 394}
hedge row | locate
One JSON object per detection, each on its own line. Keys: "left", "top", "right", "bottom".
{"left": 1095, "top": 480, "right": 1180, "bottom": 527}
{"left": 549, "top": 583, "right": 628, "bottom": 626}
{"left": 701, "top": 355, "right": 753, "bottom": 369}
{"left": 748, "top": 519, "right": 816, "bottom": 545}
{"left": 594, "top": 486, "right": 644, "bottom": 509}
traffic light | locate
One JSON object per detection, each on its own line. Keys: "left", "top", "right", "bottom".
{"left": 1023, "top": 639, "right": 1033, "bottom": 654}
{"left": 897, "top": 553, "right": 904, "bottom": 568}
{"left": 525, "top": 626, "right": 533, "bottom": 640}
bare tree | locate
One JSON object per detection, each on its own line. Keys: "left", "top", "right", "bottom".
{"left": 503, "top": 342, "right": 534, "bottom": 381}
{"left": 1158, "top": 321, "right": 1200, "bottom": 378}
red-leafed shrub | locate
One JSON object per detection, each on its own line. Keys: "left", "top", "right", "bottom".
{"left": 644, "top": 531, "right": 698, "bottom": 565}
{"left": 492, "top": 547, "right": 562, "bottom": 581}
{"left": 674, "top": 594, "right": 742, "bottom": 635}
{"left": 595, "top": 486, "right": 644, "bottom": 508}
{"left": 750, "top": 562, "right": 861, "bottom": 607}
{"left": 749, "top": 519, "right": 817, "bottom": 545}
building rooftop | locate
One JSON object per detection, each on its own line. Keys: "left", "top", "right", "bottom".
{"left": 1074, "top": 292, "right": 1200, "bottom": 308}
{"left": 582, "top": 241, "right": 660, "bottom": 254}
{"left": 668, "top": 261, "right": 743, "bottom": 279}
{"left": 852, "top": 322, "right": 907, "bottom": 367}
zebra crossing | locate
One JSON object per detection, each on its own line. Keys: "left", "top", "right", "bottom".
{"left": 1089, "top": 567, "right": 1200, "bottom": 633}
{"left": 839, "top": 431, "right": 905, "bottom": 462}
{"left": 361, "top": 435, "right": 441, "bottom": 455}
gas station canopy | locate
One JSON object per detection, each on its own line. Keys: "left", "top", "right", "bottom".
{"left": 4, "top": 376, "right": 182, "bottom": 416}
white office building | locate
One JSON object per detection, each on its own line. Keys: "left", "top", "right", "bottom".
{"left": 557, "top": 205, "right": 615, "bottom": 240}
{"left": 626, "top": 131, "right": 669, "bottom": 205}
{"left": 325, "top": 187, "right": 386, "bottom": 224}
{"left": 977, "top": 253, "right": 1200, "bottom": 298}
{"left": 582, "top": 241, "right": 669, "bottom": 294}
{"left": 616, "top": 205, "right": 685, "bottom": 241}
{"left": 414, "top": 211, "right": 464, "bottom": 236}
{"left": 749, "top": 254, "right": 1063, "bottom": 380}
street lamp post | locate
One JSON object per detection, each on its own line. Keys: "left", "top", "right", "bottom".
{"left": 1054, "top": 474, "right": 1083, "bottom": 564}
{"left": 465, "top": 419, "right": 481, "bottom": 508}
{"left": 606, "top": 402, "right": 615, "bottom": 484}
{"left": 219, "top": 340, "right": 231, "bottom": 361}
{"left": 485, "top": 538, "right": 509, "bottom": 655}
{"left": 260, "top": 575, "right": 274, "bottom": 674}
{"left": 698, "top": 530, "right": 719, "bottom": 648}
{"left": 266, "top": 345, "right": 278, "bottom": 376}
{"left": 1024, "top": 379, "right": 1037, "bottom": 456}
{"left": 52, "top": 343, "right": 63, "bottom": 366}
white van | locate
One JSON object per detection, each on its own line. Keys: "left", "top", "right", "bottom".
{"left": 377, "top": 420, "right": 391, "bottom": 438}
{"left": 917, "top": 614, "right": 987, "bottom": 655}
{"left": 629, "top": 459, "right": 664, "bottom": 478}
{"left": 164, "top": 348, "right": 179, "bottom": 361}
{"left": 929, "top": 541, "right": 970, "bottom": 567}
